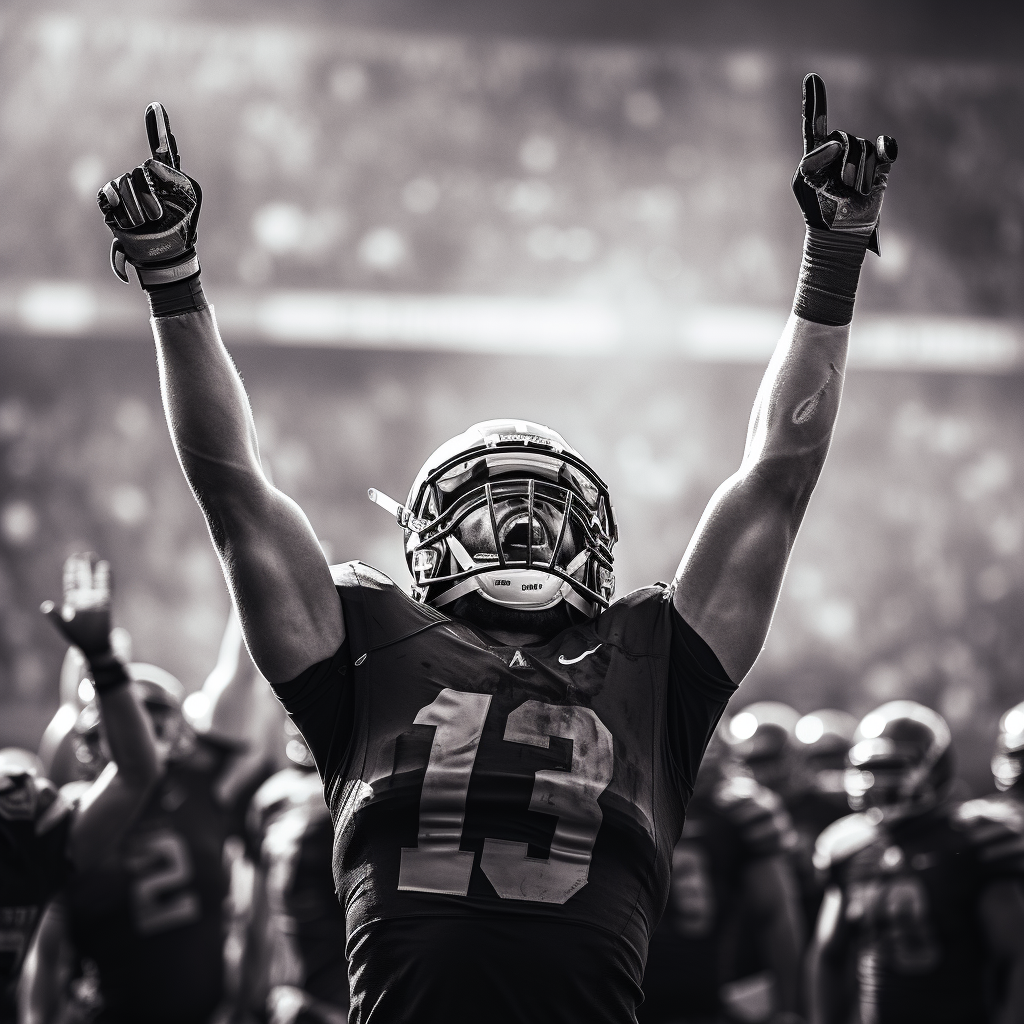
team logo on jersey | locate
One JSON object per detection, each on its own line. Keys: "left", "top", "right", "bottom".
{"left": 508, "top": 650, "right": 531, "bottom": 670}
{"left": 558, "top": 644, "right": 602, "bottom": 666}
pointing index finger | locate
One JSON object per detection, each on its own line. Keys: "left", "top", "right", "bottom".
{"left": 145, "top": 102, "right": 180, "bottom": 170}
{"left": 802, "top": 73, "right": 828, "bottom": 156}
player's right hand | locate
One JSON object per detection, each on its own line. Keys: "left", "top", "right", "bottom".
{"left": 791, "top": 73, "right": 897, "bottom": 255}
{"left": 97, "top": 103, "right": 203, "bottom": 287}
{"left": 41, "top": 553, "right": 114, "bottom": 658}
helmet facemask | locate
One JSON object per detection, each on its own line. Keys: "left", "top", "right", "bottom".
{"left": 371, "top": 421, "right": 617, "bottom": 619}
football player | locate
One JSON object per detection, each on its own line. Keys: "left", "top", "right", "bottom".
{"left": 808, "top": 701, "right": 1024, "bottom": 1024}
{"left": 727, "top": 702, "right": 852, "bottom": 935}
{"left": 23, "top": 602, "right": 288, "bottom": 1024}
{"left": 22, "top": 669, "right": 234, "bottom": 1024}
{"left": 238, "top": 724, "right": 348, "bottom": 1024}
{"left": 2, "top": 553, "right": 160, "bottom": 1023}
{"left": 640, "top": 744, "right": 803, "bottom": 1024}
{"left": 95, "top": 74, "right": 896, "bottom": 1022}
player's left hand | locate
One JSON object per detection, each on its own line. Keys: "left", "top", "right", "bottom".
{"left": 41, "top": 553, "right": 113, "bottom": 658}
{"left": 792, "top": 73, "right": 897, "bottom": 254}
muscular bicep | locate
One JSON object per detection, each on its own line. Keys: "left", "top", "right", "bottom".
{"left": 673, "top": 467, "right": 806, "bottom": 683}
{"left": 152, "top": 310, "right": 344, "bottom": 683}
{"left": 215, "top": 481, "right": 344, "bottom": 683}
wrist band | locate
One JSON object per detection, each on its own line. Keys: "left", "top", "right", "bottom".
{"left": 147, "top": 275, "right": 208, "bottom": 319}
{"left": 87, "top": 652, "right": 131, "bottom": 693}
{"left": 793, "top": 228, "right": 868, "bottom": 327}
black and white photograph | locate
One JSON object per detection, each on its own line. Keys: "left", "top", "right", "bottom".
{"left": 0, "top": 1, "right": 1022, "bottom": 1021}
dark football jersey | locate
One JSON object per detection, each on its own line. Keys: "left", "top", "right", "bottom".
{"left": 271, "top": 562, "right": 736, "bottom": 1024}
{"left": 815, "top": 797, "right": 1024, "bottom": 1024}
{"left": 64, "top": 745, "right": 232, "bottom": 1024}
{"left": 248, "top": 767, "right": 349, "bottom": 1012}
{"left": 640, "top": 773, "right": 794, "bottom": 1022}
{"left": 0, "top": 774, "right": 74, "bottom": 1020}
{"left": 785, "top": 788, "right": 848, "bottom": 932}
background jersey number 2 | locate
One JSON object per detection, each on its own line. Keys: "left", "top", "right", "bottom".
{"left": 398, "top": 688, "right": 614, "bottom": 905}
{"left": 125, "top": 828, "right": 202, "bottom": 935}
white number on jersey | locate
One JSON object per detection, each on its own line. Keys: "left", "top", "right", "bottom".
{"left": 399, "top": 689, "right": 614, "bottom": 905}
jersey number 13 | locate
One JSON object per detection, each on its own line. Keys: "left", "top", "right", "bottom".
{"left": 398, "top": 688, "right": 614, "bottom": 905}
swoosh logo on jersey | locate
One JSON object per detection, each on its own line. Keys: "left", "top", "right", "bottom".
{"left": 558, "top": 644, "right": 602, "bottom": 666}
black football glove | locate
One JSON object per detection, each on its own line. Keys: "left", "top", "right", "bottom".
{"left": 41, "top": 553, "right": 114, "bottom": 658}
{"left": 97, "top": 103, "right": 203, "bottom": 287}
{"left": 792, "top": 73, "right": 897, "bottom": 255}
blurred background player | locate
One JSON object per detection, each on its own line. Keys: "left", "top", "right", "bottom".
{"left": 5, "top": 554, "right": 160, "bottom": 1024}
{"left": 726, "top": 704, "right": 854, "bottom": 935}
{"left": 21, "top": 603, "right": 285, "bottom": 1024}
{"left": 991, "top": 701, "right": 1024, "bottom": 807}
{"left": 237, "top": 723, "right": 348, "bottom": 1024}
{"left": 640, "top": 738, "right": 803, "bottom": 1024}
{"left": 809, "top": 701, "right": 1024, "bottom": 1024}
{"left": 791, "top": 709, "right": 857, "bottom": 930}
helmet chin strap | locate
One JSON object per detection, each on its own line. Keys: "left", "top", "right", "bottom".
{"left": 432, "top": 533, "right": 594, "bottom": 616}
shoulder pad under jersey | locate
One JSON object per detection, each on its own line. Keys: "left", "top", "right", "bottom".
{"left": 330, "top": 561, "right": 397, "bottom": 591}
{"left": 813, "top": 812, "right": 881, "bottom": 873}
{"left": 712, "top": 775, "right": 797, "bottom": 858}
{"left": 592, "top": 584, "right": 676, "bottom": 658}
{"left": 953, "top": 797, "right": 1024, "bottom": 876}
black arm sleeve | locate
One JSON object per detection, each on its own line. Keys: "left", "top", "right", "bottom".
{"left": 665, "top": 608, "right": 738, "bottom": 795}
{"left": 269, "top": 640, "right": 354, "bottom": 784}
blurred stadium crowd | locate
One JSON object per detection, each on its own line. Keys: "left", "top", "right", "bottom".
{"left": 0, "top": 1, "right": 1022, "bottom": 1021}
{"left": 0, "top": 10, "right": 1021, "bottom": 795}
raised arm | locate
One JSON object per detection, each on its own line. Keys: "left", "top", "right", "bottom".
{"left": 41, "top": 554, "right": 161, "bottom": 870}
{"left": 96, "top": 104, "right": 343, "bottom": 683}
{"left": 674, "top": 74, "right": 897, "bottom": 683}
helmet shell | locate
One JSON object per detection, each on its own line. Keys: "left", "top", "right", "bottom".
{"left": 845, "top": 700, "right": 953, "bottom": 815}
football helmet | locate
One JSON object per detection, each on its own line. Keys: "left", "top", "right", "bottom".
{"left": 795, "top": 708, "right": 858, "bottom": 796}
{"left": 0, "top": 748, "right": 43, "bottom": 779}
{"left": 725, "top": 701, "right": 800, "bottom": 792}
{"left": 369, "top": 419, "right": 617, "bottom": 618}
{"left": 62, "top": 663, "right": 194, "bottom": 780}
{"left": 844, "top": 701, "right": 953, "bottom": 817}
{"left": 992, "top": 700, "right": 1024, "bottom": 792}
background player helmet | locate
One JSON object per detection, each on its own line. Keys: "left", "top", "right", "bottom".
{"left": 992, "top": 700, "right": 1024, "bottom": 792}
{"left": 845, "top": 700, "right": 953, "bottom": 816}
{"left": 795, "top": 708, "right": 858, "bottom": 796}
{"left": 61, "top": 663, "right": 194, "bottom": 782}
{"left": 725, "top": 702, "right": 800, "bottom": 792}
{"left": 0, "top": 748, "right": 44, "bottom": 779}
{"left": 382, "top": 419, "right": 618, "bottom": 618}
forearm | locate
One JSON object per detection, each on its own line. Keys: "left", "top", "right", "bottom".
{"left": 153, "top": 307, "right": 267, "bottom": 530}
{"left": 806, "top": 941, "right": 847, "bottom": 1024}
{"left": 18, "top": 901, "right": 72, "bottom": 1024}
{"left": 195, "top": 607, "right": 262, "bottom": 744}
{"left": 96, "top": 680, "right": 160, "bottom": 790}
